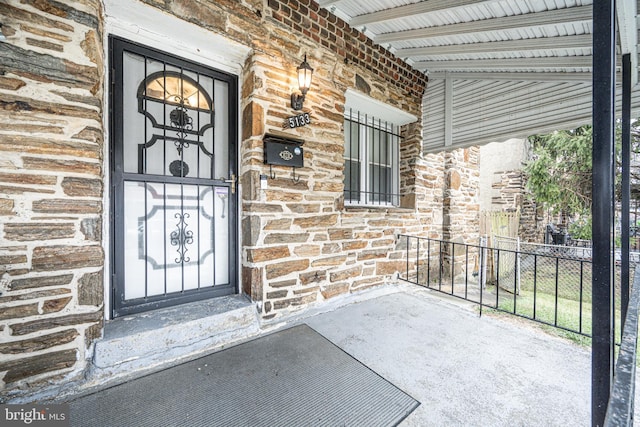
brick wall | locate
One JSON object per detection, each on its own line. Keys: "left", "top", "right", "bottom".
{"left": 0, "top": 0, "right": 104, "bottom": 400}
{"left": 0, "top": 0, "right": 480, "bottom": 399}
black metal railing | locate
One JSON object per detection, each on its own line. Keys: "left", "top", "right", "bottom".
{"left": 399, "top": 234, "right": 639, "bottom": 425}
{"left": 604, "top": 268, "right": 640, "bottom": 426}
{"left": 398, "top": 234, "right": 607, "bottom": 337}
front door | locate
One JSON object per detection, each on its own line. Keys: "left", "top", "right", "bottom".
{"left": 110, "top": 37, "right": 238, "bottom": 317}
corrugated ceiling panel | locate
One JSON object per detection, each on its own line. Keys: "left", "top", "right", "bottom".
{"left": 423, "top": 79, "right": 640, "bottom": 153}
{"left": 422, "top": 79, "right": 446, "bottom": 152}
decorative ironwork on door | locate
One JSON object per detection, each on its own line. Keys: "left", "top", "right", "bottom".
{"left": 110, "top": 37, "right": 238, "bottom": 317}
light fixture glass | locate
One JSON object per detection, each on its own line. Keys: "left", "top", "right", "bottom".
{"left": 297, "top": 54, "right": 313, "bottom": 94}
{"left": 292, "top": 54, "right": 314, "bottom": 110}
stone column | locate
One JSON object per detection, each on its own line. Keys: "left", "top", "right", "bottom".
{"left": 0, "top": 0, "right": 105, "bottom": 398}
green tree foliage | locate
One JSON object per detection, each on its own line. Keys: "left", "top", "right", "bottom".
{"left": 525, "top": 120, "right": 640, "bottom": 241}
{"left": 525, "top": 125, "right": 593, "bottom": 216}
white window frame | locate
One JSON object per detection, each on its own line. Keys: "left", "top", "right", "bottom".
{"left": 343, "top": 90, "right": 417, "bottom": 208}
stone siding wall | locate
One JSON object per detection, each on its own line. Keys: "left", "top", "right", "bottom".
{"left": 0, "top": 0, "right": 104, "bottom": 400}
{"left": 0, "top": 0, "right": 481, "bottom": 399}
{"left": 490, "top": 169, "right": 544, "bottom": 242}
{"left": 443, "top": 148, "right": 480, "bottom": 243}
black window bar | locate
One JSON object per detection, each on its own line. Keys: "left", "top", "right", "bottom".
{"left": 344, "top": 109, "right": 401, "bottom": 206}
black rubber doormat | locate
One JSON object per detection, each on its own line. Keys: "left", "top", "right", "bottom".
{"left": 69, "top": 324, "right": 419, "bottom": 427}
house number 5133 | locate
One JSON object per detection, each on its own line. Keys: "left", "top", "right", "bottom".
{"left": 284, "top": 113, "right": 311, "bottom": 129}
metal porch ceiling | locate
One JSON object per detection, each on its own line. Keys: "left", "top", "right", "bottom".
{"left": 320, "top": 0, "right": 640, "bottom": 152}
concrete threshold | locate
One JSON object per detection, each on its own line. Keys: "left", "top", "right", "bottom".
{"left": 82, "top": 295, "right": 260, "bottom": 395}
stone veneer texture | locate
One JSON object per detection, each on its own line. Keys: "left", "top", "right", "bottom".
{"left": 0, "top": 0, "right": 480, "bottom": 399}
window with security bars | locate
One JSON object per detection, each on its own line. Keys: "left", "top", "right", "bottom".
{"left": 344, "top": 110, "right": 400, "bottom": 206}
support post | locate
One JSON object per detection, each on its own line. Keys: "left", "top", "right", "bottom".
{"left": 592, "top": 0, "right": 616, "bottom": 425}
{"left": 622, "top": 53, "right": 631, "bottom": 330}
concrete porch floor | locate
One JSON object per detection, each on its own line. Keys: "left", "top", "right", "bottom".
{"left": 301, "top": 284, "right": 593, "bottom": 426}
{"left": 71, "top": 282, "right": 637, "bottom": 426}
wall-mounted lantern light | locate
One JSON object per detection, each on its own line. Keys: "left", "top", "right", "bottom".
{"left": 291, "top": 54, "right": 313, "bottom": 110}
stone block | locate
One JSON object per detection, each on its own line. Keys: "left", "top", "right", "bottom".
{"left": 264, "top": 233, "right": 309, "bottom": 244}
{"left": 290, "top": 294, "right": 317, "bottom": 306}
{"left": 322, "top": 243, "right": 340, "bottom": 254}
{"left": 42, "top": 296, "right": 72, "bottom": 314}
{"left": 0, "top": 95, "right": 100, "bottom": 124}
{"left": 266, "top": 290, "right": 288, "bottom": 299}
{"left": 328, "top": 228, "right": 353, "bottom": 241}
{"left": 376, "top": 260, "right": 406, "bottom": 276}
{"left": 242, "top": 215, "right": 262, "bottom": 246}
{"left": 0, "top": 199, "right": 14, "bottom": 215}
{"left": 71, "top": 126, "right": 103, "bottom": 144}
{"left": 343, "top": 240, "right": 368, "bottom": 251}
{"left": 265, "top": 190, "right": 303, "bottom": 202}
{"left": 329, "top": 266, "right": 362, "bottom": 282}
{"left": 0, "top": 288, "right": 71, "bottom": 304}
{"left": 81, "top": 217, "right": 102, "bottom": 241}
{"left": 354, "top": 231, "right": 383, "bottom": 240}
{"left": 265, "top": 259, "right": 309, "bottom": 280}
{"left": 0, "top": 329, "right": 78, "bottom": 355}
{"left": 32, "top": 245, "right": 103, "bottom": 271}
{"left": 247, "top": 246, "right": 290, "bottom": 263}
{"left": 300, "top": 270, "right": 326, "bottom": 285}
{"left": 241, "top": 265, "right": 263, "bottom": 301}
{"left": 0, "top": 349, "right": 77, "bottom": 384}
{"left": 0, "top": 77, "right": 26, "bottom": 91}
{"left": 320, "top": 283, "right": 350, "bottom": 299}
{"left": 3, "top": 223, "right": 76, "bottom": 241}
{"left": 269, "top": 279, "right": 297, "bottom": 289}
{"left": 0, "top": 303, "right": 40, "bottom": 321}
{"left": 293, "top": 245, "right": 321, "bottom": 257}
{"left": 357, "top": 249, "right": 388, "bottom": 261}
{"left": 32, "top": 199, "right": 102, "bottom": 214}
{"left": 312, "top": 181, "right": 343, "bottom": 192}
{"left": 22, "top": 157, "right": 101, "bottom": 176}
{"left": 0, "top": 172, "right": 57, "bottom": 186}
{"left": 10, "top": 274, "right": 73, "bottom": 290}
{"left": 0, "top": 253, "right": 28, "bottom": 266}
{"left": 242, "top": 101, "right": 264, "bottom": 140}
{"left": 286, "top": 204, "right": 321, "bottom": 213}
{"left": 9, "top": 310, "right": 102, "bottom": 336}
{"left": 293, "top": 286, "right": 319, "bottom": 295}
{"left": 264, "top": 218, "right": 292, "bottom": 230}
{"left": 84, "top": 322, "right": 103, "bottom": 347}
{"left": 311, "top": 255, "right": 347, "bottom": 267}
{"left": 61, "top": 177, "right": 102, "bottom": 197}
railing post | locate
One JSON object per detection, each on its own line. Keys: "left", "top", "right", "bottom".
{"left": 516, "top": 237, "right": 521, "bottom": 295}
{"left": 592, "top": 0, "right": 616, "bottom": 424}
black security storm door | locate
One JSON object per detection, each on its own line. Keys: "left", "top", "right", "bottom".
{"left": 110, "top": 37, "right": 238, "bottom": 317}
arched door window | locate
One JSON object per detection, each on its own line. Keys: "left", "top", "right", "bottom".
{"left": 136, "top": 71, "right": 215, "bottom": 177}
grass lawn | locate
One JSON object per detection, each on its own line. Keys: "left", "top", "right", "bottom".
{"left": 483, "top": 286, "right": 639, "bottom": 364}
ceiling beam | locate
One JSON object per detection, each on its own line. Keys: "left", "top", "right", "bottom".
{"left": 415, "top": 56, "right": 594, "bottom": 71}
{"left": 375, "top": 5, "right": 592, "bottom": 44}
{"left": 396, "top": 34, "right": 592, "bottom": 57}
{"left": 427, "top": 71, "right": 595, "bottom": 82}
{"left": 350, "top": 0, "right": 489, "bottom": 27}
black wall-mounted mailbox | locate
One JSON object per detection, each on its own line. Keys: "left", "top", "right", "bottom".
{"left": 264, "top": 134, "right": 304, "bottom": 168}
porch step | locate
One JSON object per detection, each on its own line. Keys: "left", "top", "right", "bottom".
{"left": 86, "top": 295, "right": 260, "bottom": 390}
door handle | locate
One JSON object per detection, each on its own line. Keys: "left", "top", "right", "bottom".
{"left": 223, "top": 173, "right": 236, "bottom": 194}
